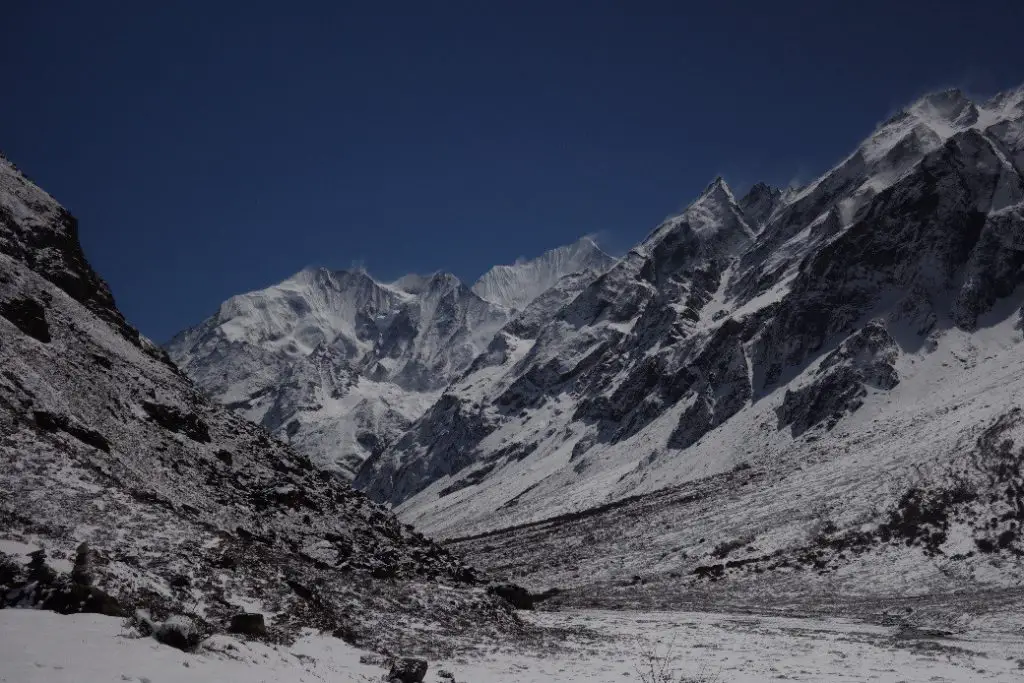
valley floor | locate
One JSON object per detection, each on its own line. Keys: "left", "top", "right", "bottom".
{"left": 2, "top": 606, "right": 1022, "bottom": 682}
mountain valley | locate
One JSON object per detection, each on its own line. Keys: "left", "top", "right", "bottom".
{"left": 171, "top": 88, "right": 1024, "bottom": 612}
{"left": 5, "top": 85, "right": 1024, "bottom": 683}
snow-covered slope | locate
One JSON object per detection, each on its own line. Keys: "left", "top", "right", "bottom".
{"left": 0, "top": 152, "right": 519, "bottom": 651}
{"left": 166, "top": 267, "right": 507, "bottom": 475}
{"left": 167, "top": 240, "right": 615, "bottom": 476}
{"left": 471, "top": 236, "right": 616, "bottom": 311}
{"left": 6, "top": 607, "right": 1024, "bottom": 683}
{"left": 355, "top": 87, "right": 1024, "bottom": 598}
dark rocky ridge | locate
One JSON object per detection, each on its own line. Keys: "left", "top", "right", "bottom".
{"left": 0, "top": 152, "right": 170, "bottom": 364}
{"left": 0, "top": 153, "right": 523, "bottom": 653}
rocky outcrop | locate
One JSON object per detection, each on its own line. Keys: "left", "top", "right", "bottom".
{"left": 388, "top": 657, "right": 428, "bottom": 683}
{"left": 141, "top": 401, "right": 211, "bottom": 443}
{"left": 777, "top": 321, "right": 899, "bottom": 436}
{"left": 0, "top": 296, "right": 50, "bottom": 343}
{"left": 0, "top": 152, "right": 520, "bottom": 653}
{"left": 486, "top": 582, "right": 537, "bottom": 610}
{"left": 0, "top": 153, "right": 167, "bottom": 363}
{"left": 229, "top": 612, "right": 267, "bottom": 637}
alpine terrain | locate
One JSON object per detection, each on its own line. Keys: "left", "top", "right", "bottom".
{"left": 349, "top": 87, "right": 1024, "bottom": 611}
{"left": 0, "top": 151, "right": 529, "bottom": 659}
{"left": 167, "top": 237, "right": 615, "bottom": 478}
{"left": 16, "top": 85, "right": 1024, "bottom": 682}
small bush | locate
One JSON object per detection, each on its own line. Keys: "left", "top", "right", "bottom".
{"left": 634, "top": 635, "right": 720, "bottom": 683}
{"left": 129, "top": 610, "right": 208, "bottom": 652}
{"left": 0, "top": 552, "right": 22, "bottom": 588}
{"left": 710, "top": 537, "right": 747, "bottom": 559}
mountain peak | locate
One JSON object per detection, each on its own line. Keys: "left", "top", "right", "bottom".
{"left": 914, "top": 87, "right": 969, "bottom": 107}
{"left": 567, "top": 234, "right": 612, "bottom": 261}
{"left": 982, "top": 85, "right": 1024, "bottom": 116}
{"left": 739, "top": 182, "right": 784, "bottom": 229}
{"left": 424, "top": 270, "right": 464, "bottom": 293}
{"left": 389, "top": 272, "right": 432, "bottom": 295}
{"left": 574, "top": 233, "right": 601, "bottom": 249}
{"left": 740, "top": 181, "right": 780, "bottom": 203}
{"left": 700, "top": 176, "right": 734, "bottom": 203}
{"left": 909, "top": 88, "right": 977, "bottom": 127}
{"left": 692, "top": 177, "right": 744, "bottom": 224}
{"left": 642, "top": 175, "right": 752, "bottom": 255}
{"left": 472, "top": 238, "right": 617, "bottom": 311}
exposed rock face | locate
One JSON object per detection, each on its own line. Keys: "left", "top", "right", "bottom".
{"left": 748, "top": 126, "right": 1024, "bottom": 390}
{"left": 359, "top": 176, "right": 759, "bottom": 505}
{"left": 0, "top": 296, "right": 49, "bottom": 343}
{"left": 0, "top": 153, "right": 519, "bottom": 652}
{"left": 666, "top": 319, "right": 753, "bottom": 450}
{"left": 0, "top": 152, "right": 169, "bottom": 363}
{"left": 952, "top": 205, "right": 1024, "bottom": 329}
{"left": 351, "top": 87, "right": 1024, "bottom": 548}
{"left": 777, "top": 321, "right": 899, "bottom": 436}
{"left": 738, "top": 182, "right": 785, "bottom": 230}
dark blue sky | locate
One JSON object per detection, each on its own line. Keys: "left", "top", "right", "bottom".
{"left": 3, "top": 1, "right": 1023, "bottom": 342}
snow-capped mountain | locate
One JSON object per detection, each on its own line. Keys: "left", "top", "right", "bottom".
{"left": 471, "top": 236, "right": 617, "bottom": 310}
{"left": 0, "top": 152, "right": 517, "bottom": 650}
{"left": 355, "top": 87, "right": 1024, "bottom": 598}
{"left": 167, "top": 239, "right": 616, "bottom": 476}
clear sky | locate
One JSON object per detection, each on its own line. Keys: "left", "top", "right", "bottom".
{"left": 3, "top": 1, "right": 1023, "bottom": 342}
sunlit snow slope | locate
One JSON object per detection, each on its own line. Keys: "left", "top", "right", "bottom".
{"left": 168, "top": 239, "right": 615, "bottom": 476}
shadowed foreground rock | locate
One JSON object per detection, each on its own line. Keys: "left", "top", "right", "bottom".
{"left": 388, "top": 657, "right": 428, "bottom": 683}
{"left": 229, "top": 613, "right": 267, "bottom": 637}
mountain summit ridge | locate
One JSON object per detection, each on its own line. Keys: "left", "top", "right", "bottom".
{"left": 471, "top": 236, "right": 616, "bottom": 311}
{"left": 167, "top": 237, "right": 618, "bottom": 476}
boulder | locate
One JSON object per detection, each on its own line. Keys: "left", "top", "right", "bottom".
{"left": 229, "top": 612, "right": 267, "bottom": 637}
{"left": 486, "top": 582, "right": 535, "bottom": 610}
{"left": 141, "top": 401, "right": 211, "bottom": 443}
{"left": 388, "top": 657, "right": 428, "bottom": 683}
{"left": 154, "top": 615, "right": 205, "bottom": 651}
